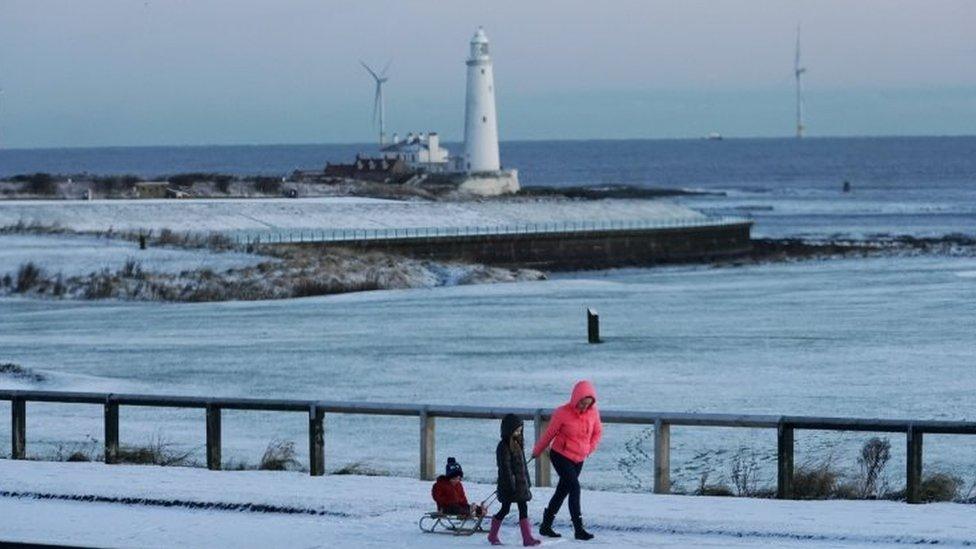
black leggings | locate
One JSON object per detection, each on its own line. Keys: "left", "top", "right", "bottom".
{"left": 546, "top": 451, "right": 584, "bottom": 518}
{"left": 493, "top": 500, "right": 528, "bottom": 521}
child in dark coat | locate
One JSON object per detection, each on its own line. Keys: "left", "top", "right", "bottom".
{"left": 488, "top": 413, "right": 541, "bottom": 546}
{"left": 431, "top": 457, "right": 483, "bottom": 516}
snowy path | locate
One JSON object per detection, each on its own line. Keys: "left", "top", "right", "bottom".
{"left": 1, "top": 461, "right": 973, "bottom": 548}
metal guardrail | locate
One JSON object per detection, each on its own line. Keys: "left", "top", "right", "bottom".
{"left": 225, "top": 216, "right": 751, "bottom": 246}
{"left": 2, "top": 389, "right": 969, "bottom": 504}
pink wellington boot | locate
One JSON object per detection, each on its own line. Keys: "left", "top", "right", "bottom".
{"left": 488, "top": 517, "right": 504, "bottom": 545}
{"left": 519, "top": 518, "right": 541, "bottom": 546}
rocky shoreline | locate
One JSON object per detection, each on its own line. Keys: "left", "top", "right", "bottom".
{"left": 2, "top": 173, "right": 711, "bottom": 203}
{"left": 731, "top": 234, "right": 976, "bottom": 266}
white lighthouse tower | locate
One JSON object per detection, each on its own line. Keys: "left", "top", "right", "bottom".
{"left": 463, "top": 27, "right": 501, "bottom": 173}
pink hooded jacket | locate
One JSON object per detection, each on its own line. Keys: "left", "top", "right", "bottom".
{"left": 532, "top": 380, "right": 603, "bottom": 463}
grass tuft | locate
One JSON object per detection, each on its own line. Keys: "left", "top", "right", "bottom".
{"left": 792, "top": 459, "right": 839, "bottom": 500}
{"left": 15, "top": 262, "right": 43, "bottom": 292}
{"left": 117, "top": 435, "right": 195, "bottom": 467}
{"left": 333, "top": 461, "right": 387, "bottom": 476}
{"left": 259, "top": 440, "right": 300, "bottom": 471}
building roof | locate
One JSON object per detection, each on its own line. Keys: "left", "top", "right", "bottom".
{"left": 381, "top": 134, "right": 440, "bottom": 153}
{"left": 381, "top": 141, "right": 427, "bottom": 153}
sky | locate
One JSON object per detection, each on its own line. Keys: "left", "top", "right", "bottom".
{"left": 0, "top": 0, "right": 974, "bottom": 148}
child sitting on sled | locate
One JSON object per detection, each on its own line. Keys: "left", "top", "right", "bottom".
{"left": 431, "top": 457, "right": 485, "bottom": 517}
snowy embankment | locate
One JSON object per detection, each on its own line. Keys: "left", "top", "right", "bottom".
{"left": 0, "top": 233, "right": 544, "bottom": 301}
{"left": 0, "top": 196, "right": 706, "bottom": 233}
{"left": 1, "top": 461, "right": 973, "bottom": 548}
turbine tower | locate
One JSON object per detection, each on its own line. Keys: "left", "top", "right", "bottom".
{"left": 360, "top": 61, "right": 390, "bottom": 146}
{"left": 0, "top": 86, "right": 5, "bottom": 149}
{"left": 794, "top": 24, "right": 807, "bottom": 139}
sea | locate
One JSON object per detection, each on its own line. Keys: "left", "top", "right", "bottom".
{"left": 2, "top": 136, "right": 975, "bottom": 239}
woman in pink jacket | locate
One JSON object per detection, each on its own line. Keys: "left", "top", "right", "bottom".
{"left": 532, "top": 380, "right": 602, "bottom": 541}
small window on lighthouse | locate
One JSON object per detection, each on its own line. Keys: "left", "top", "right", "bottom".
{"left": 482, "top": 116, "right": 487, "bottom": 123}
{"left": 481, "top": 69, "right": 485, "bottom": 75}
{"left": 480, "top": 44, "right": 489, "bottom": 55}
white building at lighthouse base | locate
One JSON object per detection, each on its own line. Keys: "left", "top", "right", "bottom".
{"left": 456, "top": 169, "right": 520, "bottom": 196}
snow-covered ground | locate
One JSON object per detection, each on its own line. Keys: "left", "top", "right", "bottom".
{"left": 0, "top": 234, "right": 268, "bottom": 278}
{"left": 0, "top": 197, "right": 705, "bottom": 233}
{"left": 3, "top": 255, "right": 975, "bottom": 492}
{"left": 1, "top": 460, "right": 973, "bottom": 548}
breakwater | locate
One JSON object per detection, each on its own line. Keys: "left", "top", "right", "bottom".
{"left": 256, "top": 217, "right": 753, "bottom": 270}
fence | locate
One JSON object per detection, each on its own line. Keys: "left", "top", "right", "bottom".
{"left": 3, "top": 389, "right": 973, "bottom": 504}
{"left": 224, "top": 216, "right": 750, "bottom": 246}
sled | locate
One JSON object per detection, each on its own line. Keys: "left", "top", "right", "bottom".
{"left": 419, "top": 490, "right": 497, "bottom": 536}
{"left": 418, "top": 510, "right": 487, "bottom": 536}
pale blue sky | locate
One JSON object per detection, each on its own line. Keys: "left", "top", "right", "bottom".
{"left": 1, "top": 0, "right": 974, "bottom": 148}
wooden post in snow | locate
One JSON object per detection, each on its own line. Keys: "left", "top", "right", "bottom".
{"left": 206, "top": 403, "right": 221, "bottom": 471}
{"left": 587, "top": 308, "right": 601, "bottom": 344}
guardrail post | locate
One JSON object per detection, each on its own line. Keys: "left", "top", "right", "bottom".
{"left": 104, "top": 397, "right": 119, "bottom": 464}
{"left": 777, "top": 421, "right": 794, "bottom": 499}
{"left": 534, "top": 410, "right": 551, "bottom": 487}
{"left": 906, "top": 425, "right": 923, "bottom": 504}
{"left": 206, "top": 403, "right": 221, "bottom": 471}
{"left": 653, "top": 419, "right": 671, "bottom": 493}
{"left": 420, "top": 409, "right": 436, "bottom": 481}
{"left": 308, "top": 405, "right": 325, "bottom": 477}
{"left": 11, "top": 396, "right": 26, "bottom": 460}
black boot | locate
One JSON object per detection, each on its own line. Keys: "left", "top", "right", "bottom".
{"left": 572, "top": 516, "right": 594, "bottom": 541}
{"left": 539, "top": 507, "right": 561, "bottom": 538}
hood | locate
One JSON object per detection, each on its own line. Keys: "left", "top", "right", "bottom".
{"left": 568, "top": 380, "right": 597, "bottom": 410}
{"left": 500, "top": 413, "right": 523, "bottom": 439}
{"left": 435, "top": 475, "right": 452, "bottom": 484}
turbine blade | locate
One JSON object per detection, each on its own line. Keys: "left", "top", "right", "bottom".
{"left": 380, "top": 59, "right": 392, "bottom": 77}
{"left": 795, "top": 24, "right": 801, "bottom": 70}
{"left": 360, "top": 60, "right": 380, "bottom": 81}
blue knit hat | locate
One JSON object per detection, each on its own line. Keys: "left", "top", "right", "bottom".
{"left": 445, "top": 457, "right": 463, "bottom": 479}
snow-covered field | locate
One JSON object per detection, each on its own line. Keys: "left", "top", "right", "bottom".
{"left": 0, "top": 197, "right": 706, "bottom": 233}
{"left": 3, "top": 255, "right": 975, "bottom": 492}
{"left": 0, "top": 234, "right": 268, "bottom": 278}
{"left": 1, "top": 460, "right": 973, "bottom": 548}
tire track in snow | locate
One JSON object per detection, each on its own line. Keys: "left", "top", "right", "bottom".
{"left": 0, "top": 490, "right": 356, "bottom": 519}
{"left": 578, "top": 520, "right": 976, "bottom": 547}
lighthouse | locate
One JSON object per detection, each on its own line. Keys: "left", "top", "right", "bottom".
{"left": 463, "top": 27, "right": 501, "bottom": 173}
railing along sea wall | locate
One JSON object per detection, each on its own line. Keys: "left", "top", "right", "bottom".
{"left": 3, "top": 390, "right": 973, "bottom": 504}
{"left": 225, "top": 216, "right": 751, "bottom": 246}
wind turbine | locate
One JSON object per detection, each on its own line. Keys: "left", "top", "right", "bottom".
{"left": 360, "top": 60, "right": 390, "bottom": 146}
{"left": 794, "top": 24, "right": 807, "bottom": 139}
